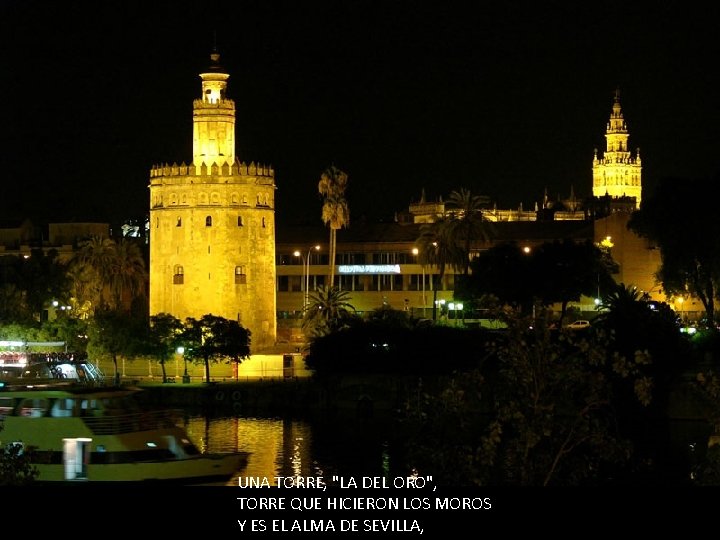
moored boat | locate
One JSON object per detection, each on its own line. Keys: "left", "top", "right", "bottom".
{"left": 0, "top": 382, "right": 247, "bottom": 483}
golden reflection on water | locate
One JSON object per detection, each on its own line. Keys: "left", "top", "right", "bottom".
{"left": 182, "top": 416, "right": 319, "bottom": 485}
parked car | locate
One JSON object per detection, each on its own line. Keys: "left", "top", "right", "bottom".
{"left": 566, "top": 320, "right": 591, "bottom": 330}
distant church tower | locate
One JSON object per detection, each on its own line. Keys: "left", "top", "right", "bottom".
{"left": 592, "top": 89, "right": 642, "bottom": 208}
{"left": 149, "top": 50, "right": 277, "bottom": 351}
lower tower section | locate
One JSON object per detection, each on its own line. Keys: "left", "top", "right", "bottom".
{"left": 149, "top": 161, "right": 277, "bottom": 351}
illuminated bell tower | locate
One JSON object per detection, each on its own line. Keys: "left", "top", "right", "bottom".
{"left": 193, "top": 51, "right": 234, "bottom": 167}
{"left": 149, "top": 50, "right": 277, "bottom": 351}
{"left": 592, "top": 89, "right": 642, "bottom": 208}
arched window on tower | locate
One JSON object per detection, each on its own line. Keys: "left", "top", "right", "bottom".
{"left": 176, "top": 217, "right": 182, "bottom": 227}
{"left": 173, "top": 265, "right": 184, "bottom": 285}
{"left": 237, "top": 216, "right": 244, "bottom": 227}
{"left": 206, "top": 216, "right": 212, "bottom": 227}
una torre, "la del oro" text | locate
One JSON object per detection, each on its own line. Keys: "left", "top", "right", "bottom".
{"left": 148, "top": 50, "right": 278, "bottom": 351}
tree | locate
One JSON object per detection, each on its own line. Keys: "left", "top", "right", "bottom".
{"left": 462, "top": 242, "right": 535, "bottom": 313}
{"left": 305, "top": 320, "right": 484, "bottom": 375}
{"left": 217, "top": 316, "right": 252, "bottom": 375}
{"left": 445, "top": 188, "right": 494, "bottom": 275}
{"left": 87, "top": 309, "right": 148, "bottom": 385}
{"left": 111, "top": 239, "right": 148, "bottom": 313}
{"left": 147, "top": 313, "right": 184, "bottom": 383}
{"left": 0, "top": 284, "right": 31, "bottom": 325}
{"left": 593, "top": 283, "right": 692, "bottom": 479}
{"left": 0, "top": 250, "right": 70, "bottom": 324}
{"left": 402, "top": 313, "right": 652, "bottom": 485}
{"left": 40, "top": 316, "right": 89, "bottom": 354}
{"left": 416, "top": 217, "right": 464, "bottom": 320}
{"left": 365, "top": 305, "right": 418, "bottom": 329}
{"left": 318, "top": 165, "right": 350, "bottom": 288}
{"left": 629, "top": 175, "right": 720, "bottom": 326}
{"left": 0, "top": 436, "right": 38, "bottom": 486}
{"left": 69, "top": 236, "right": 148, "bottom": 315}
{"left": 17, "top": 249, "right": 70, "bottom": 319}
{"left": 461, "top": 239, "right": 616, "bottom": 323}
{"left": 532, "top": 239, "right": 617, "bottom": 325}
{"left": 71, "top": 236, "right": 117, "bottom": 312}
{"left": 180, "top": 314, "right": 251, "bottom": 383}
{"left": 302, "top": 285, "right": 357, "bottom": 338}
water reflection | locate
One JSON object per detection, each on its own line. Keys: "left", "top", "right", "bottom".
{"left": 180, "top": 414, "right": 708, "bottom": 486}
{"left": 181, "top": 414, "right": 395, "bottom": 486}
{"left": 182, "top": 416, "right": 320, "bottom": 484}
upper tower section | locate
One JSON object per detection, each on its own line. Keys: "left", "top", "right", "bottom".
{"left": 193, "top": 49, "right": 235, "bottom": 167}
{"left": 592, "top": 88, "right": 642, "bottom": 208}
{"left": 605, "top": 88, "right": 630, "bottom": 156}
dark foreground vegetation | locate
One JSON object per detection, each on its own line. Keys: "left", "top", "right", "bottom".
{"left": 303, "top": 299, "right": 720, "bottom": 487}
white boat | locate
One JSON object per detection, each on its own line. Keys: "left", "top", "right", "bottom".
{"left": 0, "top": 382, "right": 247, "bottom": 483}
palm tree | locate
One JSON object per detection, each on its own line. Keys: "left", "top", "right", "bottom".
{"left": 302, "top": 285, "right": 356, "bottom": 338}
{"left": 111, "top": 239, "right": 147, "bottom": 313}
{"left": 318, "top": 165, "right": 350, "bottom": 288}
{"left": 445, "top": 188, "right": 495, "bottom": 275}
{"left": 71, "top": 236, "right": 117, "bottom": 311}
{"left": 69, "top": 236, "right": 148, "bottom": 314}
{"left": 66, "top": 263, "right": 100, "bottom": 319}
{"left": 416, "top": 217, "right": 464, "bottom": 320}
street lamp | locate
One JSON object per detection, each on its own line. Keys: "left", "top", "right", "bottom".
{"left": 294, "top": 245, "right": 320, "bottom": 311}
{"left": 177, "top": 346, "right": 189, "bottom": 384}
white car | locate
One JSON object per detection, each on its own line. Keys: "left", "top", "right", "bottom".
{"left": 566, "top": 320, "right": 591, "bottom": 330}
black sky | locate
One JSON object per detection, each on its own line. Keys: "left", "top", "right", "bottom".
{"left": 1, "top": 0, "right": 719, "bottom": 228}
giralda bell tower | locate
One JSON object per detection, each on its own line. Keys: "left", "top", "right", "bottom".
{"left": 592, "top": 88, "right": 642, "bottom": 208}
{"left": 149, "top": 49, "right": 277, "bottom": 351}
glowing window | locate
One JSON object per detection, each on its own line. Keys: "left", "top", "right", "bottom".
{"left": 235, "top": 266, "right": 247, "bottom": 284}
{"left": 173, "top": 265, "right": 184, "bottom": 285}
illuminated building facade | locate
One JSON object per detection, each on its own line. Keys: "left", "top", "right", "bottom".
{"left": 275, "top": 90, "right": 660, "bottom": 336}
{"left": 592, "top": 89, "right": 642, "bottom": 207}
{"left": 148, "top": 50, "right": 277, "bottom": 350}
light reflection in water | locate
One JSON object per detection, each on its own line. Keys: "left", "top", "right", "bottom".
{"left": 182, "top": 416, "right": 321, "bottom": 485}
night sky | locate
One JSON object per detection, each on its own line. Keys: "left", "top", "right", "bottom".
{"left": 1, "top": 0, "right": 719, "bottom": 228}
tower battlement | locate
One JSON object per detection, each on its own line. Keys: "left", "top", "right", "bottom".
{"left": 596, "top": 156, "right": 640, "bottom": 165}
{"left": 193, "top": 98, "right": 235, "bottom": 110}
{"left": 150, "top": 159, "right": 274, "bottom": 180}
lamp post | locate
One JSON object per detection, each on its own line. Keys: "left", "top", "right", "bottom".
{"left": 294, "top": 245, "right": 320, "bottom": 312}
{"left": 412, "top": 248, "right": 426, "bottom": 315}
{"left": 178, "top": 346, "right": 189, "bottom": 384}
{"left": 431, "top": 241, "right": 439, "bottom": 321}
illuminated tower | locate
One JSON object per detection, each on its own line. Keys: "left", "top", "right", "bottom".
{"left": 149, "top": 50, "right": 277, "bottom": 351}
{"left": 592, "top": 89, "right": 642, "bottom": 207}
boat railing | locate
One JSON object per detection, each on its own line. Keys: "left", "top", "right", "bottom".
{"left": 81, "top": 409, "right": 183, "bottom": 435}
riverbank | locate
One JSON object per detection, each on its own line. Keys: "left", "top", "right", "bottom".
{"left": 131, "top": 371, "right": 717, "bottom": 484}
{"left": 133, "top": 375, "right": 418, "bottom": 418}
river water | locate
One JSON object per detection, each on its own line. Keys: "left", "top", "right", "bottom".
{"left": 178, "top": 413, "right": 709, "bottom": 487}
{"left": 181, "top": 414, "right": 396, "bottom": 486}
